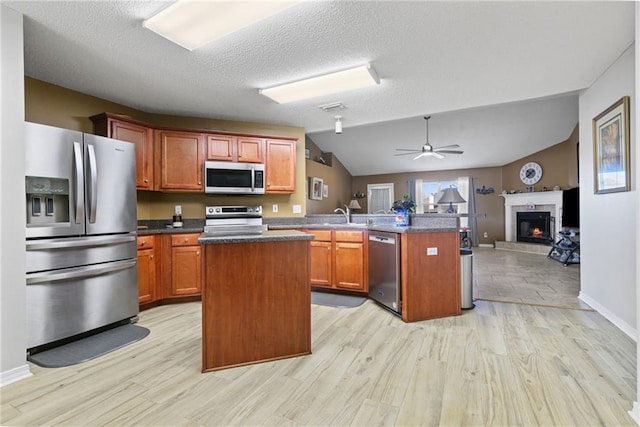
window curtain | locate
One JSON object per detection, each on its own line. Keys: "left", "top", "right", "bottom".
{"left": 409, "top": 179, "right": 424, "bottom": 213}
{"left": 466, "top": 177, "right": 478, "bottom": 246}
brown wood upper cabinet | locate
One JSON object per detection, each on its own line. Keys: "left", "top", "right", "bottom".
{"left": 265, "top": 139, "right": 296, "bottom": 193}
{"left": 155, "top": 130, "right": 205, "bottom": 191}
{"left": 207, "top": 134, "right": 264, "bottom": 163}
{"left": 90, "top": 113, "right": 154, "bottom": 190}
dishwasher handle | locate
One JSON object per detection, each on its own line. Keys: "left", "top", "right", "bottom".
{"left": 369, "top": 235, "right": 396, "bottom": 244}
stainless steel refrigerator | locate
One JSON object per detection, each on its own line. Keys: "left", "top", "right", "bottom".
{"left": 25, "top": 121, "right": 138, "bottom": 351}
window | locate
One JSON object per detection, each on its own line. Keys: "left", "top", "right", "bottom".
{"left": 368, "top": 183, "right": 394, "bottom": 213}
{"left": 419, "top": 177, "right": 469, "bottom": 228}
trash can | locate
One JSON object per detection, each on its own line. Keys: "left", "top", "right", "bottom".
{"left": 460, "top": 248, "right": 475, "bottom": 309}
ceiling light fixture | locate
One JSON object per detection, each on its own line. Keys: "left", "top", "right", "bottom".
{"left": 143, "top": 0, "right": 297, "bottom": 51}
{"left": 319, "top": 102, "right": 346, "bottom": 112}
{"left": 334, "top": 116, "right": 343, "bottom": 134}
{"left": 259, "top": 64, "right": 380, "bottom": 104}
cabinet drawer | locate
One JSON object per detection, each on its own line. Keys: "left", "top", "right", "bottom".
{"left": 137, "top": 235, "right": 155, "bottom": 250}
{"left": 171, "top": 233, "right": 201, "bottom": 247}
{"left": 307, "top": 229, "right": 332, "bottom": 241}
{"left": 335, "top": 230, "right": 364, "bottom": 243}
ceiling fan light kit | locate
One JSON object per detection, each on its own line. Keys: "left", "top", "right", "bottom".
{"left": 395, "top": 116, "right": 464, "bottom": 160}
{"left": 334, "top": 116, "right": 343, "bottom": 134}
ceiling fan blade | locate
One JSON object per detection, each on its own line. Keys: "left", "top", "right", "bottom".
{"left": 395, "top": 148, "right": 422, "bottom": 152}
{"left": 394, "top": 152, "right": 421, "bottom": 156}
{"left": 433, "top": 152, "right": 445, "bottom": 159}
{"left": 434, "top": 144, "right": 460, "bottom": 150}
{"left": 435, "top": 150, "right": 464, "bottom": 154}
{"left": 413, "top": 153, "right": 428, "bottom": 160}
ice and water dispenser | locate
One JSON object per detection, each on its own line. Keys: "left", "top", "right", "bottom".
{"left": 25, "top": 176, "right": 70, "bottom": 227}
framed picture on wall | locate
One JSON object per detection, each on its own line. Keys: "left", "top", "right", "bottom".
{"left": 593, "top": 96, "right": 630, "bottom": 194}
{"left": 309, "top": 177, "right": 323, "bottom": 200}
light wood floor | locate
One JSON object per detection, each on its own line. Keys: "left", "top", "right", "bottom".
{"left": 2, "top": 250, "right": 635, "bottom": 426}
{"left": 474, "top": 247, "right": 591, "bottom": 310}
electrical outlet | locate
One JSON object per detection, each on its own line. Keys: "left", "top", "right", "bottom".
{"left": 427, "top": 247, "right": 438, "bottom": 256}
{"left": 272, "top": 204, "right": 278, "bottom": 213}
{"left": 175, "top": 205, "right": 182, "bottom": 215}
{"left": 292, "top": 204, "right": 302, "bottom": 214}
{"left": 483, "top": 232, "right": 489, "bottom": 238}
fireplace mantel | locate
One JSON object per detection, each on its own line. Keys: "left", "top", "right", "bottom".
{"left": 501, "top": 191, "right": 563, "bottom": 241}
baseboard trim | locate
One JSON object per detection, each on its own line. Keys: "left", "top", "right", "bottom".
{"left": 478, "top": 243, "right": 494, "bottom": 248}
{"left": 629, "top": 401, "right": 640, "bottom": 425}
{"left": 0, "top": 364, "right": 32, "bottom": 387}
{"left": 578, "top": 292, "right": 638, "bottom": 341}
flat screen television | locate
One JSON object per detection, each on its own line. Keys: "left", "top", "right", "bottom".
{"left": 561, "top": 187, "right": 580, "bottom": 228}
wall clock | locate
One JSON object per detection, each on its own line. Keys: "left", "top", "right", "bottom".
{"left": 519, "top": 162, "right": 542, "bottom": 185}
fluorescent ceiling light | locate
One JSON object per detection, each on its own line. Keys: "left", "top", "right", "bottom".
{"left": 143, "top": 0, "right": 297, "bottom": 51}
{"left": 259, "top": 64, "right": 380, "bottom": 104}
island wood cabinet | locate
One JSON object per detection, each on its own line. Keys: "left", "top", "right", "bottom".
{"left": 207, "top": 134, "right": 264, "bottom": 163}
{"left": 400, "top": 231, "right": 461, "bottom": 322}
{"left": 308, "top": 229, "right": 367, "bottom": 292}
{"left": 155, "top": 130, "right": 205, "bottom": 191}
{"left": 90, "top": 113, "right": 154, "bottom": 190}
{"left": 136, "top": 235, "right": 157, "bottom": 305}
{"left": 265, "top": 139, "right": 296, "bottom": 193}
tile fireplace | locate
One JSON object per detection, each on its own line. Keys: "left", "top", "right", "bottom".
{"left": 501, "top": 191, "right": 563, "bottom": 242}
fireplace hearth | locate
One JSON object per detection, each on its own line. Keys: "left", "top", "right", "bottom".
{"left": 517, "top": 211, "right": 552, "bottom": 244}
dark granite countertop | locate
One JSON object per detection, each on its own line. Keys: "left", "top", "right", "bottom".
{"left": 198, "top": 229, "right": 313, "bottom": 244}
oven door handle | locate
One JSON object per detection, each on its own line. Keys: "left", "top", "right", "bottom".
{"left": 26, "top": 259, "right": 137, "bottom": 285}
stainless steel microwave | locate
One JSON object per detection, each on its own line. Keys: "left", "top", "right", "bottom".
{"left": 204, "top": 161, "right": 265, "bottom": 195}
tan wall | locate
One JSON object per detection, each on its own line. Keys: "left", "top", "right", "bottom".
{"left": 25, "top": 77, "right": 306, "bottom": 220}
{"left": 502, "top": 124, "right": 579, "bottom": 192}
{"left": 304, "top": 137, "right": 353, "bottom": 214}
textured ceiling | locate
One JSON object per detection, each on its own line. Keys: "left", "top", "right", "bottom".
{"left": 5, "top": 1, "right": 635, "bottom": 176}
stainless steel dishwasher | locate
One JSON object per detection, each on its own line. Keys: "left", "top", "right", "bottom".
{"left": 368, "top": 231, "right": 401, "bottom": 315}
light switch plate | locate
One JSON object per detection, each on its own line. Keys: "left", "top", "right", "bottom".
{"left": 293, "top": 204, "right": 302, "bottom": 214}
{"left": 427, "top": 247, "right": 438, "bottom": 256}
{"left": 272, "top": 204, "right": 278, "bottom": 213}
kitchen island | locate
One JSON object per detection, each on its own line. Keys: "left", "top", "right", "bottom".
{"left": 198, "top": 230, "right": 314, "bottom": 372}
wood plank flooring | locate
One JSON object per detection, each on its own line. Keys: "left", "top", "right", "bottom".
{"left": 1, "top": 249, "right": 635, "bottom": 426}
{"left": 473, "top": 247, "right": 591, "bottom": 310}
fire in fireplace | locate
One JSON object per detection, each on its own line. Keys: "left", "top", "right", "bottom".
{"left": 516, "top": 211, "right": 552, "bottom": 244}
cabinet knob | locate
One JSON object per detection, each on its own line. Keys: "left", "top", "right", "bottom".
{"left": 198, "top": 181, "right": 202, "bottom": 185}
{"left": 184, "top": 239, "right": 188, "bottom": 243}
{"left": 150, "top": 255, "right": 154, "bottom": 259}
{"left": 197, "top": 251, "right": 200, "bottom": 256}
{"left": 140, "top": 241, "right": 145, "bottom": 246}
{"left": 144, "top": 178, "right": 149, "bottom": 183}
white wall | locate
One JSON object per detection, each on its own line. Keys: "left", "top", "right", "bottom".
{"left": 578, "top": 42, "right": 636, "bottom": 337}
{"left": 0, "top": 5, "right": 30, "bottom": 386}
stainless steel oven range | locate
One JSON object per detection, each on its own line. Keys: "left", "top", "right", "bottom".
{"left": 204, "top": 205, "right": 263, "bottom": 236}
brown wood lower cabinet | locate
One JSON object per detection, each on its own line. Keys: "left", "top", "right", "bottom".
{"left": 137, "top": 233, "right": 203, "bottom": 311}
{"left": 308, "top": 229, "right": 368, "bottom": 292}
{"left": 137, "top": 235, "right": 157, "bottom": 305}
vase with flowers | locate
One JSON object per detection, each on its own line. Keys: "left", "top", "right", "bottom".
{"left": 391, "top": 193, "right": 416, "bottom": 226}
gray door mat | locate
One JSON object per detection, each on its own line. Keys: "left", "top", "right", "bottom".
{"left": 311, "top": 291, "right": 367, "bottom": 308}
{"left": 28, "top": 324, "right": 150, "bottom": 368}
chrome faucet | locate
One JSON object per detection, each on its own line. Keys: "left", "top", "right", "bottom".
{"left": 334, "top": 205, "right": 351, "bottom": 223}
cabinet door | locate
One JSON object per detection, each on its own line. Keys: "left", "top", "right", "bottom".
{"left": 334, "top": 242, "right": 366, "bottom": 291}
{"left": 206, "top": 134, "right": 235, "bottom": 161}
{"left": 237, "top": 137, "right": 264, "bottom": 163}
{"left": 137, "top": 247, "right": 156, "bottom": 303}
{"left": 265, "top": 139, "right": 296, "bottom": 193}
{"left": 171, "top": 245, "right": 202, "bottom": 296}
{"left": 111, "top": 120, "right": 154, "bottom": 190}
{"left": 310, "top": 240, "right": 332, "bottom": 287}
{"left": 157, "top": 130, "right": 204, "bottom": 191}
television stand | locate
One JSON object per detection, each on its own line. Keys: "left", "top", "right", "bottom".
{"left": 548, "top": 230, "right": 580, "bottom": 266}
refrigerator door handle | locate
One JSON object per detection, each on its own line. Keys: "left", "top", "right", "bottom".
{"left": 26, "top": 234, "right": 136, "bottom": 251}
{"left": 73, "top": 142, "right": 84, "bottom": 224}
{"left": 26, "top": 259, "right": 137, "bottom": 285}
{"left": 87, "top": 144, "right": 98, "bottom": 223}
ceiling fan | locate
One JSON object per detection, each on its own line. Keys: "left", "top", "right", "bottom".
{"left": 395, "top": 116, "right": 463, "bottom": 160}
